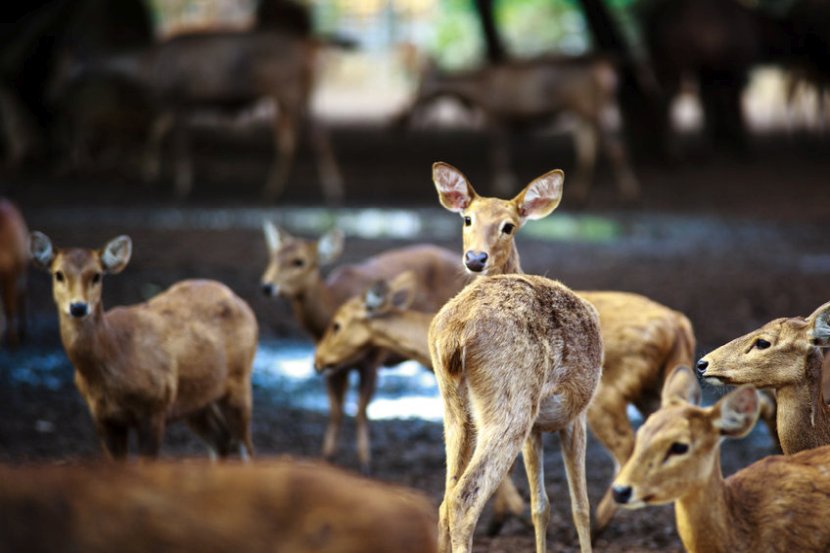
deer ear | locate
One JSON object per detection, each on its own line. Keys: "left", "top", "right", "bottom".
{"left": 30, "top": 231, "right": 55, "bottom": 270}
{"left": 512, "top": 170, "right": 564, "bottom": 222}
{"left": 808, "top": 301, "right": 830, "bottom": 347}
{"left": 100, "top": 235, "right": 132, "bottom": 274}
{"left": 387, "top": 271, "right": 417, "bottom": 311}
{"left": 433, "top": 162, "right": 477, "bottom": 213}
{"left": 317, "top": 229, "right": 344, "bottom": 265}
{"left": 712, "top": 385, "right": 760, "bottom": 438}
{"left": 364, "top": 279, "right": 390, "bottom": 314}
{"left": 661, "top": 365, "right": 702, "bottom": 407}
{"left": 263, "top": 221, "right": 285, "bottom": 252}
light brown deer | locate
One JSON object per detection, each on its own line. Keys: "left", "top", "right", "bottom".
{"left": 0, "top": 199, "right": 28, "bottom": 347}
{"left": 400, "top": 56, "right": 639, "bottom": 201}
{"left": 697, "top": 300, "right": 830, "bottom": 454}
{"left": 260, "top": 223, "right": 466, "bottom": 472}
{"left": 313, "top": 270, "right": 527, "bottom": 533}
{"left": 0, "top": 457, "right": 437, "bottom": 553}
{"left": 30, "top": 232, "right": 257, "bottom": 459}
{"left": 613, "top": 365, "right": 830, "bottom": 553}
{"left": 430, "top": 273, "right": 603, "bottom": 553}
{"left": 432, "top": 161, "right": 697, "bottom": 531}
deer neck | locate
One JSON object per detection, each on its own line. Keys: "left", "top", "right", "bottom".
{"left": 493, "top": 243, "right": 523, "bottom": 275}
{"left": 289, "top": 271, "right": 336, "bottom": 340}
{"left": 58, "top": 304, "right": 117, "bottom": 385}
{"left": 775, "top": 356, "right": 830, "bottom": 453}
{"left": 675, "top": 451, "right": 737, "bottom": 553}
{"left": 368, "top": 311, "right": 434, "bottom": 368}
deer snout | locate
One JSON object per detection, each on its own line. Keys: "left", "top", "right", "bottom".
{"left": 69, "top": 302, "right": 89, "bottom": 318}
{"left": 262, "top": 283, "right": 276, "bottom": 297}
{"left": 611, "top": 484, "right": 633, "bottom": 505}
{"left": 464, "top": 250, "right": 488, "bottom": 272}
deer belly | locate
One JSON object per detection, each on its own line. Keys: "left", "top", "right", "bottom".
{"left": 534, "top": 393, "right": 572, "bottom": 432}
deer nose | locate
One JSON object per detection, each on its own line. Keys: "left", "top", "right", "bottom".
{"left": 464, "top": 251, "right": 488, "bottom": 272}
{"left": 612, "top": 485, "right": 633, "bottom": 505}
{"left": 262, "top": 283, "right": 275, "bottom": 297}
{"left": 696, "top": 359, "right": 709, "bottom": 374}
{"left": 69, "top": 302, "right": 89, "bottom": 318}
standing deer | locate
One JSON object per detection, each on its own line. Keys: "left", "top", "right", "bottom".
{"left": 260, "top": 224, "right": 466, "bottom": 472}
{"left": 432, "top": 161, "right": 699, "bottom": 531}
{"left": 613, "top": 365, "right": 830, "bottom": 553}
{"left": 400, "top": 56, "right": 639, "bottom": 201}
{"left": 30, "top": 232, "right": 257, "bottom": 459}
{"left": 430, "top": 273, "right": 603, "bottom": 553}
{"left": 0, "top": 458, "right": 438, "bottom": 553}
{"left": 697, "top": 300, "right": 830, "bottom": 454}
{"left": 0, "top": 199, "right": 28, "bottom": 346}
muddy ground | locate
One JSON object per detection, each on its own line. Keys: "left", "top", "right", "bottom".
{"left": 0, "top": 126, "right": 828, "bottom": 552}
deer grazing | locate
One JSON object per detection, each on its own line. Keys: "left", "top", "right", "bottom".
{"left": 0, "top": 458, "right": 437, "bottom": 553}
{"left": 432, "top": 161, "right": 698, "bottom": 531}
{"left": 697, "top": 300, "right": 830, "bottom": 454}
{"left": 261, "top": 223, "right": 466, "bottom": 472}
{"left": 401, "top": 56, "right": 639, "bottom": 201}
{"left": 430, "top": 272, "right": 603, "bottom": 553}
{"left": 0, "top": 199, "right": 28, "bottom": 347}
{"left": 613, "top": 365, "right": 830, "bottom": 553}
{"left": 30, "top": 232, "right": 257, "bottom": 459}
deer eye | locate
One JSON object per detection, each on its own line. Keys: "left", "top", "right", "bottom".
{"left": 292, "top": 259, "right": 305, "bottom": 268}
{"left": 754, "top": 338, "right": 771, "bottom": 350}
{"left": 91, "top": 273, "right": 102, "bottom": 284}
{"left": 332, "top": 322, "right": 341, "bottom": 333}
{"left": 54, "top": 271, "right": 64, "bottom": 282}
{"left": 502, "top": 223, "right": 515, "bottom": 235}
{"left": 463, "top": 216, "right": 471, "bottom": 227}
{"left": 664, "top": 442, "right": 689, "bottom": 462}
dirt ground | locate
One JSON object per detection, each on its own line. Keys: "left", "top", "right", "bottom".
{"left": 0, "top": 126, "right": 827, "bottom": 552}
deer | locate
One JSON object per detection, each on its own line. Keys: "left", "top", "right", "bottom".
{"left": 30, "top": 231, "right": 257, "bottom": 459}
{"left": 0, "top": 457, "right": 437, "bottom": 553}
{"left": 0, "top": 199, "right": 28, "bottom": 347}
{"left": 432, "top": 161, "right": 702, "bottom": 532}
{"left": 260, "top": 223, "right": 467, "bottom": 473}
{"left": 697, "top": 300, "right": 830, "bottom": 455}
{"left": 612, "top": 365, "right": 830, "bottom": 553}
{"left": 399, "top": 56, "right": 639, "bottom": 202}
{"left": 430, "top": 272, "right": 603, "bottom": 553}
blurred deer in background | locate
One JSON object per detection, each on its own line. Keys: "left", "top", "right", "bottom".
{"left": 432, "top": 162, "right": 701, "bottom": 532}
{"left": 613, "top": 365, "right": 830, "bottom": 553}
{"left": 30, "top": 232, "right": 257, "bottom": 459}
{"left": 401, "top": 57, "right": 639, "bottom": 202}
{"left": 0, "top": 199, "right": 28, "bottom": 347}
{"left": 698, "top": 300, "right": 830, "bottom": 454}
{"left": 260, "top": 224, "right": 466, "bottom": 472}
{"left": 430, "top": 273, "right": 603, "bottom": 553}
{"left": 0, "top": 458, "right": 438, "bottom": 553}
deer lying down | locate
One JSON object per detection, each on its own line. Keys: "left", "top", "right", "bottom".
{"left": 30, "top": 232, "right": 257, "bottom": 459}
{"left": 698, "top": 300, "right": 830, "bottom": 454}
{"left": 613, "top": 366, "right": 830, "bottom": 553}
{"left": 0, "top": 199, "right": 28, "bottom": 347}
{"left": 0, "top": 458, "right": 437, "bottom": 553}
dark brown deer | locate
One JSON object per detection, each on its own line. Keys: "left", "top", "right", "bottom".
{"left": 0, "top": 199, "right": 28, "bottom": 346}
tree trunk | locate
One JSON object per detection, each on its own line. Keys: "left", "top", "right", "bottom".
{"left": 473, "top": 0, "right": 506, "bottom": 64}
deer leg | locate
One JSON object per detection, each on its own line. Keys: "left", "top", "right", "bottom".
{"left": 356, "top": 363, "right": 378, "bottom": 474}
{"left": 99, "top": 420, "right": 129, "bottom": 460}
{"left": 322, "top": 369, "right": 349, "bottom": 463}
{"left": 599, "top": 122, "right": 640, "bottom": 201}
{"left": 560, "top": 412, "right": 593, "bottom": 553}
{"left": 570, "top": 121, "right": 597, "bottom": 204}
{"left": 187, "top": 404, "right": 232, "bottom": 460}
{"left": 136, "top": 414, "right": 166, "bottom": 459}
{"left": 263, "top": 105, "right": 297, "bottom": 202}
{"left": 490, "top": 123, "right": 516, "bottom": 196}
{"left": 219, "top": 379, "right": 255, "bottom": 460}
{"left": 522, "top": 429, "right": 550, "bottom": 553}
{"left": 307, "top": 118, "right": 344, "bottom": 204}
{"left": 142, "top": 111, "right": 175, "bottom": 183}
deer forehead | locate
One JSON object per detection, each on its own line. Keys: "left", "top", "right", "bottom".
{"left": 54, "top": 249, "right": 103, "bottom": 274}
{"left": 638, "top": 407, "right": 712, "bottom": 448}
{"left": 465, "top": 198, "right": 519, "bottom": 225}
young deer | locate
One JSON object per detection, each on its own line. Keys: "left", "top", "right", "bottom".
{"left": 313, "top": 270, "right": 527, "bottom": 533}
{"left": 0, "top": 199, "right": 28, "bottom": 347}
{"left": 260, "top": 224, "right": 466, "bottom": 472}
{"left": 401, "top": 56, "right": 639, "bottom": 201}
{"left": 430, "top": 273, "right": 603, "bottom": 553}
{"left": 432, "top": 161, "right": 697, "bottom": 531}
{"left": 697, "top": 300, "right": 830, "bottom": 454}
{"left": 30, "top": 232, "right": 257, "bottom": 459}
{"left": 0, "top": 458, "right": 438, "bottom": 553}
{"left": 613, "top": 365, "right": 830, "bottom": 553}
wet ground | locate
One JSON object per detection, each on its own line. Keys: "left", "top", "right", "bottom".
{"left": 0, "top": 127, "right": 828, "bottom": 552}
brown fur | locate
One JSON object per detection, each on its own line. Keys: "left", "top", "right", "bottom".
{"left": 432, "top": 162, "right": 696, "bottom": 530}
{"left": 700, "top": 301, "right": 830, "bottom": 454}
{"left": 0, "top": 199, "right": 28, "bottom": 346}
{"left": 261, "top": 224, "right": 467, "bottom": 471}
{"left": 615, "top": 367, "right": 830, "bottom": 553}
{"left": 430, "top": 274, "right": 602, "bottom": 553}
{"left": 0, "top": 458, "right": 437, "bottom": 553}
{"left": 31, "top": 233, "right": 257, "bottom": 459}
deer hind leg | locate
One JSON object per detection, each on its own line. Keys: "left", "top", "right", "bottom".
{"left": 560, "top": 412, "right": 593, "bottom": 553}
{"left": 522, "top": 429, "right": 550, "bottom": 553}
{"left": 355, "top": 363, "right": 378, "bottom": 474}
{"left": 187, "top": 403, "right": 233, "bottom": 460}
{"left": 263, "top": 103, "right": 298, "bottom": 202}
{"left": 322, "top": 369, "right": 349, "bottom": 463}
{"left": 218, "top": 375, "right": 255, "bottom": 460}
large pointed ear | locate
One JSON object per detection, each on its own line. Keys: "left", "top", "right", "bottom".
{"left": 317, "top": 229, "right": 344, "bottom": 265}
{"left": 512, "top": 169, "right": 564, "bottom": 222}
{"left": 263, "top": 221, "right": 287, "bottom": 252}
{"left": 100, "top": 235, "right": 132, "bottom": 274}
{"left": 30, "top": 231, "right": 55, "bottom": 271}
{"left": 432, "top": 162, "right": 477, "bottom": 213}
{"left": 711, "top": 385, "right": 760, "bottom": 438}
{"left": 661, "top": 365, "right": 702, "bottom": 407}
{"left": 808, "top": 301, "right": 830, "bottom": 348}
{"left": 364, "top": 271, "right": 418, "bottom": 316}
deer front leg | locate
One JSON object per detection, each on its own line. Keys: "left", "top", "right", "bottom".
{"left": 322, "top": 369, "right": 349, "bottom": 463}
{"left": 560, "top": 412, "right": 593, "bottom": 553}
{"left": 356, "top": 363, "right": 378, "bottom": 474}
{"left": 98, "top": 420, "right": 129, "bottom": 460}
{"left": 137, "top": 414, "right": 166, "bottom": 458}
{"left": 522, "top": 429, "right": 550, "bottom": 553}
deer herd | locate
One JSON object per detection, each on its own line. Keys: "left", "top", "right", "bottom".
{"left": 1, "top": 161, "right": 829, "bottom": 553}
